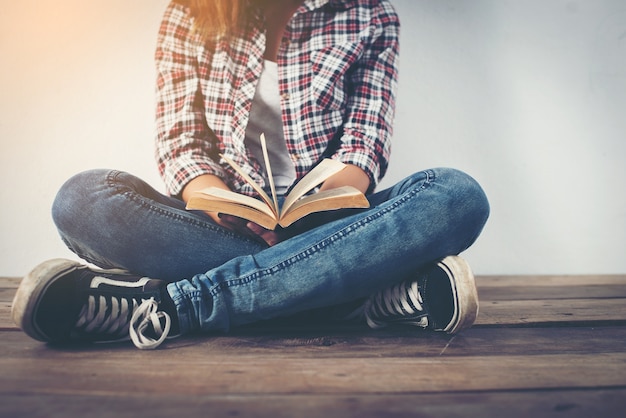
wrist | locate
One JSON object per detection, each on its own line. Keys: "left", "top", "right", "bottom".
{"left": 182, "top": 174, "right": 230, "bottom": 203}
{"left": 319, "top": 164, "right": 370, "bottom": 194}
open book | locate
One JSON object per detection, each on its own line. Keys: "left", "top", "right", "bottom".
{"left": 185, "top": 134, "right": 370, "bottom": 230}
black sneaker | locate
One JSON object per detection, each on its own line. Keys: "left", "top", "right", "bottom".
{"left": 11, "top": 259, "right": 174, "bottom": 349}
{"left": 363, "top": 256, "right": 479, "bottom": 334}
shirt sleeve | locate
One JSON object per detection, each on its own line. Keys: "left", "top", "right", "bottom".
{"left": 333, "top": 2, "right": 399, "bottom": 193}
{"left": 154, "top": 2, "right": 226, "bottom": 197}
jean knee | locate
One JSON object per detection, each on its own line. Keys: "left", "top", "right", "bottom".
{"left": 445, "top": 167, "right": 488, "bottom": 207}
{"left": 437, "top": 167, "right": 490, "bottom": 236}
{"left": 51, "top": 169, "right": 111, "bottom": 234}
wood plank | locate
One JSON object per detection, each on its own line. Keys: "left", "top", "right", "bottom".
{"left": 222, "top": 326, "right": 626, "bottom": 357}
{"left": 5, "top": 327, "right": 626, "bottom": 365}
{"left": 2, "top": 326, "right": 626, "bottom": 395}
{"left": 0, "top": 287, "right": 16, "bottom": 303}
{"left": 1, "top": 348, "right": 625, "bottom": 395}
{"left": 2, "top": 273, "right": 626, "bottom": 418}
{"left": 478, "top": 284, "right": 626, "bottom": 301}
{"left": 476, "top": 275, "right": 626, "bottom": 301}
{"left": 477, "top": 275, "right": 626, "bottom": 287}
{"left": 0, "top": 277, "right": 20, "bottom": 289}
{"left": 1, "top": 389, "right": 626, "bottom": 418}
{"left": 476, "top": 299, "right": 626, "bottom": 326}
{"left": 0, "top": 303, "right": 14, "bottom": 330}
{"left": 2, "top": 326, "right": 625, "bottom": 359}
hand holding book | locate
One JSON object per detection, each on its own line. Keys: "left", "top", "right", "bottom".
{"left": 185, "top": 134, "right": 370, "bottom": 230}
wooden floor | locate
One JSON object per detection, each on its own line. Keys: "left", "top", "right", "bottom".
{"left": 1, "top": 274, "right": 626, "bottom": 417}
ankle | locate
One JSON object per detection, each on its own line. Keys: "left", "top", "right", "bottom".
{"left": 159, "top": 286, "right": 180, "bottom": 335}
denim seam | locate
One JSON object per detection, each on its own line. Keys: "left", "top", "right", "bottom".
{"left": 211, "top": 169, "right": 436, "bottom": 296}
{"left": 169, "top": 282, "right": 201, "bottom": 329}
{"left": 105, "top": 170, "right": 258, "bottom": 243}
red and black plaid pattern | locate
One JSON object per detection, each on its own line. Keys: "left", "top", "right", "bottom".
{"left": 155, "top": 0, "right": 399, "bottom": 197}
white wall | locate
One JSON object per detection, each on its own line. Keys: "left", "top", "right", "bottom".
{"left": 1, "top": 0, "right": 624, "bottom": 277}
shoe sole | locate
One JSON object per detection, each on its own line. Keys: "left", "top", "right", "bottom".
{"left": 11, "top": 259, "right": 83, "bottom": 342}
{"left": 438, "top": 255, "right": 479, "bottom": 334}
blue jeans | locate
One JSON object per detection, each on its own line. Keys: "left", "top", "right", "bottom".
{"left": 52, "top": 168, "right": 489, "bottom": 335}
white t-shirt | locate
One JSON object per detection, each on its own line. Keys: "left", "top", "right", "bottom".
{"left": 244, "top": 60, "right": 296, "bottom": 195}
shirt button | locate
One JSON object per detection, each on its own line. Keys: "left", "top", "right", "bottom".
{"left": 291, "top": 153, "right": 300, "bottom": 161}
{"left": 281, "top": 92, "right": 291, "bottom": 101}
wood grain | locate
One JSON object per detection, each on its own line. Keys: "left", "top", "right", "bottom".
{"left": 1, "top": 274, "right": 626, "bottom": 417}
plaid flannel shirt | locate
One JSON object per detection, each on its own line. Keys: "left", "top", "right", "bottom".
{"left": 155, "top": 0, "right": 399, "bottom": 197}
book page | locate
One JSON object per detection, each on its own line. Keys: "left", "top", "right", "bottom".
{"left": 259, "top": 133, "right": 279, "bottom": 215}
{"left": 279, "top": 186, "right": 369, "bottom": 228}
{"left": 220, "top": 153, "right": 277, "bottom": 217}
{"left": 186, "top": 189, "right": 278, "bottom": 230}
{"left": 281, "top": 159, "right": 347, "bottom": 215}
{"left": 190, "top": 187, "right": 277, "bottom": 218}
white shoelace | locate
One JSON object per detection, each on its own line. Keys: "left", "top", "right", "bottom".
{"left": 129, "top": 298, "right": 171, "bottom": 350}
{"left": 364, "top": 281, "right": 428, "bottom": 329}
{"left": 76, "top": 296, "right": 171, "bottom": 350}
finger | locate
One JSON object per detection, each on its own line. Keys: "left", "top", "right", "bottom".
{"left": 245, "top": 222, "right": 266, "bottom": 235}
{"left": 218, "top": 214, "right": 248, "bottom": 227}
{"left": 211, "top": 213, "right": 259, "bottom": 240}
{"left": 246, "top": 222, "right": 281, "bottom": 246}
